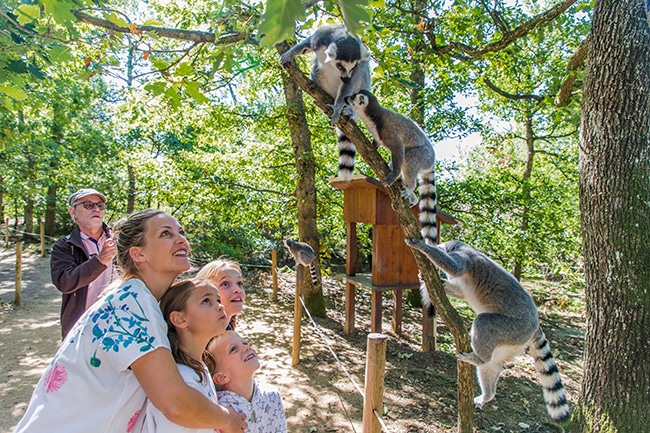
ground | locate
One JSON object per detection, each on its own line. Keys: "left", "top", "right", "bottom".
{"left": 0, "top": 246, "right": 584, "bottom": 433}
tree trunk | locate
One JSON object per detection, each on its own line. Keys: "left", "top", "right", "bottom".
{"left": 277, "top": 42, "right": 325, "bottom": 317}
{"left": 577, "top": 1, "right": 650, "bottom": 431}
{"left": 45, "top": 184, "right": 56, "bottom": 236}
{"left": 24, "top": 199, "right": 34, "bottom": 239}
{"left": 513, "top": 114, "right": 535, "bottom": 281}
{"left": 127, "top": 165, "right": 136, "bottom": 213}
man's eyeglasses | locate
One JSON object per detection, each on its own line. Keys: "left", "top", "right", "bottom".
{"left": 73, "top": 201, "right": 106, "bottom": 211}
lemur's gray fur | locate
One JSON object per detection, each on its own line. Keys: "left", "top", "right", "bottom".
{"left": 280, "top": 24, "right": 371, "bottom": 181}
{"left": 346, "top": 90, "right": 437, "bottom": 245}
{"left": 283, "top": 239, "right": 318, "bottom": 286}
{"left": 405, "top": 238, "right": 570, "bottom": 423}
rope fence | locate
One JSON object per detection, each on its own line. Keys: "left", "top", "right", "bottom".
{"left": 4, "top": 218, "right": 58, "bottom": 258}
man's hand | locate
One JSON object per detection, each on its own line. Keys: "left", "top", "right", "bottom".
{"left": 98, "top": 239, "right": 117, "bottom": 265}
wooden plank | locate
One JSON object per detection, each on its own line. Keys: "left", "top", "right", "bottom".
{"left": 335, "top": 273, "right": 419, "bottom": 292}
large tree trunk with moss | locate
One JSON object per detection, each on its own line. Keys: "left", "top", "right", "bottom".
{"left": 277, "top": 42, "right": 325, "bottom": 317}
{"left": 576, "top": 1, "right": 650, "bottom": 431}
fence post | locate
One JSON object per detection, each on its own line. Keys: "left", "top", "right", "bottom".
{"left": 271, "top": 248, "right": 278, "bottom": 302}
{"left": 292, "top": 265, "right": 304, "bottom": 366}
{"left": 40, "top": 219, "right": 45, "bottom": 257}
{"left": 15, "top": 242, "right": 22, "bottom": 306}
{"left": 363, "top": 333, "right": 388, "bottom": 433}
{"left": 4, "top": 217, "right": 8, "bottom": 247}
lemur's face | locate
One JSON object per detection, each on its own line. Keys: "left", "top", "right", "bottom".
{"left": 324, "top": 43, "right": 358, "bottom": 80}
{"left": 345, "top": 93, "right": 368, "bottom": 111}
{"left": 335, "top": 60, "right": 358, "bottom": 80}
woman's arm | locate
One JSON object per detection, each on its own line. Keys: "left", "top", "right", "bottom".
{"left": 132, "top": 347, "right": 246, "bottom": 432}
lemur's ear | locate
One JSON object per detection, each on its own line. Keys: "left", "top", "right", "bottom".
{"left": 324, "top": 43, "right": 337, "bottom": 63}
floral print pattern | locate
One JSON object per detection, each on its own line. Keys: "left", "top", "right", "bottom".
{"left": 88, "top": 284, "right": 157, "bottom": 367}
{"left": 44, "top": 362, "right": 67, "bottom": 393}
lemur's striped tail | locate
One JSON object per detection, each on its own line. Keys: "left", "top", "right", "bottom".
{"left": 309, "top": 263, "right": 319, "bottom": 286}
{"left": 418, "top": 280, "right": 436, "bottom": 317}
{"left": 530, "top": 327, "right": 571, "bottom": 423}
{"left": 336, "top": 128, "right": 356, "bottom": 180}
{"left": 418, "top": 168, "right": 437, "bottom": 245}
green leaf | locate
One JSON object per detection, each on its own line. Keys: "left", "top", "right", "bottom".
{"left": 175, "top": 62, "right": 194, "bottom": 77}
{"left": 104, "top": 12, "right": 129, "bottom": 29}
{"left": 164, "top": 86, "right": 181, "bottom": 109}
{"left": 0, "top": 85, "right": 27, "bottom": 101}
{"left": 183, "top": 82, "right": 209, "bottom": 103}
{"left": 258, "top": 0, "right": 306, "bottom": 47}
{"left": 144, "top": 81, "right": 167, "bottom": 96}
{"left": 339, "top": 0, "right": 371, "bottom": 35}
{"left": 48, "top": 44, "right": 75, "bottom": 64}
{"left": 27, "top": 63, "right": 47, "bottom": 80}
{"left": 41, "top": 0, "right": 77, "bottom": 26}
{"left": 142, "top": 19, "right": 164, "bottom": 26}
{"left": 15, "top": 4, "right": 40, "bottom": 26}
{"left": 7, "top": 60, "right": 28, "bottom": 74}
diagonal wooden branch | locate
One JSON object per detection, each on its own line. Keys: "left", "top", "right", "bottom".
{"left": 430, "top": 0, "right": 580, "bottom": 58}
{"left": 72, "top": 10, "right": 247, "bottom": 45}
{"left": 281, "top": 61, "right": 475, "bottom": 432}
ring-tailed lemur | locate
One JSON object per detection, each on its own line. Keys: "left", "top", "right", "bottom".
{"left": 280, "top": 24, "right": 371, "bottom": 181}
{"left": 282, "top": 239, "right": 319, "bottom": 286}
{"left": 346, "top": 89, "right": 437, "bottom": 245}
{"left": 405, "top": 238, "right": 571, "bottom": 424}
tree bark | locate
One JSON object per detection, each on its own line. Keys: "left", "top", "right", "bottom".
{"left": 277, "top": 42, "right": 325, "bottom": 317}
{"left": 127, "top": 165, "right": 136, "bottom": 214}
{"left": 577, "top": 0, "right": 650, "bottom": 431}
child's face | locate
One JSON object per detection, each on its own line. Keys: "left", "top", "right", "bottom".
{"left": 183, "top": 281, "right": 228, "bottom": 339}
{"left": 214, "top": 269, "right": 245, "bottom": 318}
{"left": 211, "top": 331, "right": 260, "bottom": 381}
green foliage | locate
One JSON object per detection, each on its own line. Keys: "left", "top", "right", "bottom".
{"left": 259, "top": 0, "right": 306, "bottom": 46}
{"left": 1, "top": 0, "right": 588, "bottom": 289}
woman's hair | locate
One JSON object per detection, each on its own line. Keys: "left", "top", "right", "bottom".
{"left": 159, "top": 277, "right": 211, "bottom": 382}
{"left": 112, "top": 209, "right": 166, "bottom": 279}
{"left": 196, "top": 258, "right": 242, "bottom": 330}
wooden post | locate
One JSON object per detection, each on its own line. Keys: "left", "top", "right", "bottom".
{"left": 292, "top": 265, "right": 304, "bottom": 366}
{"left": 391, "top": 289, "right": 403, "bottom": 335}
{"left": 40, "top": 219, "right": 45, "bottom": 257}
{"left": 271, "top": 248, "right": 278, "bottom": 301}
{"left": 4, "top": 217, "right": 8, "bottom": 247}
{"left": 15, "top": 242, "right": 22, "bottom": 306}
{"left": 370, "top": 290, "right": 382, "bottom": 333}
{"left": 344, "top": 222, "right": 357, "bottom": 335}
{"left": 362, "top": 333, "right": 387, "bottom": 433}
{"left": 422, "top": 308, "right": 437, "bottom": 352}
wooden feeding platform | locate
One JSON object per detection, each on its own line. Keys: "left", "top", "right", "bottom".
{"left": 330, "top": 174, "right": 461, "bottom": 352}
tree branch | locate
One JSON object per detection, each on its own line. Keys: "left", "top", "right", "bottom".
{"left": 72, "top": 10, "right": 248, "bottom": 45}
{"left": 429, "top": 0, "right": 580, "bottom": 58}
{"left": 483, "top": 76, "right": 543, "bottom": 102}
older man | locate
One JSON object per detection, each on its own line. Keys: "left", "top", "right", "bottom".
{"left": 50, "top": 188, "right": 118, "bottom": 339}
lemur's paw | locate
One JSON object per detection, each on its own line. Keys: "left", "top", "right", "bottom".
{"left": 457, "top": 351, "right": 484, "bottom": 366}
{"left": 405, "top": 238, "right": 423, "bottom": 248}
